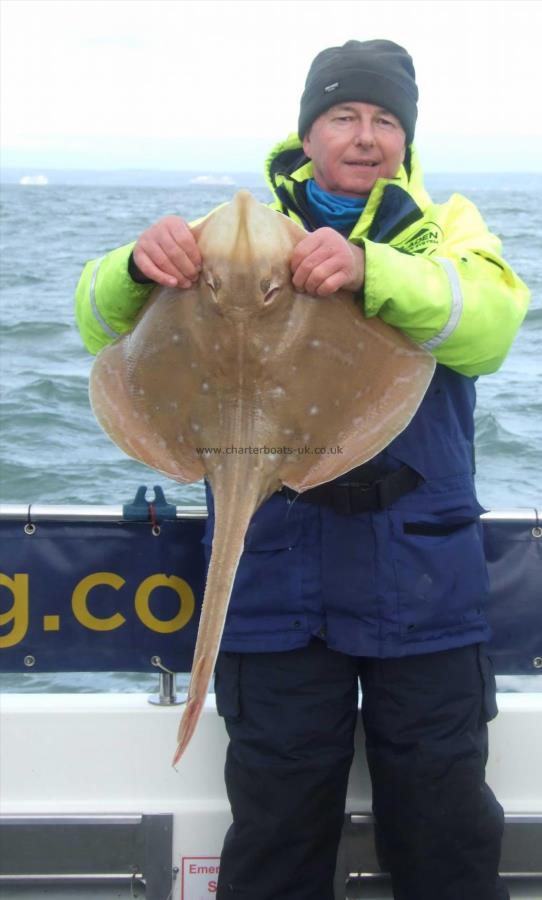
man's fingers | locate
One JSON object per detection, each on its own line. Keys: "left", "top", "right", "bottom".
{"left": 313, "top": 271, "right": 350, "bottom": 297}
{"left": 292, "top": 245, "right": 334, "bottom": 291}
{"left": 290, "top": 228, "right": 364, "bottom": 295}
{"left": 304, "top": 257, "right": 346, "bottom": 294}
{"left": 138, "top": 241, "right": 197, "bottom": 287}
{"left": 137, "top": 242, "right": 183, "bottom": 282}
{"left": 133, "top": 249, "right": 178, "bottom": 287}
{"left": 157, "top": 234, "right": 201, "bottom": 281}
{"left": 133, "top": 216, "right": 203, "bottom": 287}
{"left": 292, "top": 248, "right": 344, "bottom": 293}
{"left": 290, "top": 235, "right": 328, "bottom": 273}
{"left": 134, "top": 249, "right": 192, "bottom": 289}
{"left": 167, "top": 220, "right": 202, "bottom": 271}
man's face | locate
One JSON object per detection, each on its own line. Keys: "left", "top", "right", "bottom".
{"left": 302, "top": 101, "right": 407, "bottom": 198}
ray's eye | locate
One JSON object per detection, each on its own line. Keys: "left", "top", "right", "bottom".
{"left": 204, "top": 272, "right": 221, "bottom": 295}
{"left": 260, "top": 278, "right": 281, "bottom": 305}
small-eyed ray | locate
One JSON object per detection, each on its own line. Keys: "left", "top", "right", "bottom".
{"left": 89, "top": 191, "right": 436, "bottom": 765}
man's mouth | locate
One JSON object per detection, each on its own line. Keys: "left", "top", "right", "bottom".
{"left": 345, "top": 160, "right": 379, "bottom": 168}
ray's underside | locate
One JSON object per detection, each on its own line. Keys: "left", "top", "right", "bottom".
{"left": 89, "top": 191, "right": 435, "bottom": 763}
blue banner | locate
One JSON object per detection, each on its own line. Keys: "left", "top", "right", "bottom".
{"left": 0, "top": 517, "right": 206, "bottom": 673}
{"left": 0, "top": 512, "right": 540, "bottom": 674}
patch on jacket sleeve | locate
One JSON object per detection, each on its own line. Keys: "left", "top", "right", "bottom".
{"left": 396, "top": 222, "right": 444, "bottom": 254}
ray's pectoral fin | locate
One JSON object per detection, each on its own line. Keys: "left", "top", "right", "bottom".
{"left": 279, "top": 311, "right": 436, "bottom": 493}
{"left": 89, "top": 340, "right": 205, "bottom": 484}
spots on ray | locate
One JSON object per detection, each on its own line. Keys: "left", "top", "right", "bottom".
{"left": 269, "top": 386, "right": 286, "bottom": 399}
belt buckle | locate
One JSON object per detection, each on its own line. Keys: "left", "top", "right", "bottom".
{"left": 335, "top": 485, "right": 352, "bottom": 516}
{"left": 353, "top": 479, "right": 381, "bottom": 512}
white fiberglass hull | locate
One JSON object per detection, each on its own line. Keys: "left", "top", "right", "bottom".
{"left": 1, "top": 692, "right": 541, "bottom": 899}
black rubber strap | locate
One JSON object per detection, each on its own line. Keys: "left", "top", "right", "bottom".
{"left": 280, "top": 465, "right": 422, "bottom": 515}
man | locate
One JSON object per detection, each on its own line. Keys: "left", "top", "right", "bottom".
{"left": 76, "top": 40, "right": 529, "bottom": 900}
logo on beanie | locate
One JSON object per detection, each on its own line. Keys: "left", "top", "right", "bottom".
{"left": 324, "top": 82, "right": 339, "bottom": 93}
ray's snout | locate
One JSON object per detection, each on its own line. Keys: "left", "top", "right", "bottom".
{"left": 197, "top": 191, "right": 293, "bottom": 314}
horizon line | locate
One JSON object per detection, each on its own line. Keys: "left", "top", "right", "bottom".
{"left": 2, "top": 165, "right": 541, "bottom": 176}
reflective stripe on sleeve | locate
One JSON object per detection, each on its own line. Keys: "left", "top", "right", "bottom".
{"left": 421, "top": 257, "right": 463, "bottom": 350}
{"left": 90, "top": 257, "right": 122, "bottom": 339}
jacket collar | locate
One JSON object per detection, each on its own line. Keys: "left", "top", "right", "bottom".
{"left": 264, "top": 133, "right": 432, "bottom": 244}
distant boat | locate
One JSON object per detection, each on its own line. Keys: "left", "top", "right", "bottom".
{"left": 188, "top": 174, "right": 235, "bottom": 186}
{"left": 19, "top": 174, "right": 49, "bottom": 185}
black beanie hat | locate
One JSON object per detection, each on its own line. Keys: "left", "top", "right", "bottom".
{"left": 298, "top": 39, "right": 418, "bottom": 145}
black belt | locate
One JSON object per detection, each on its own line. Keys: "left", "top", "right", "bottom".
{"left": 280, "top": 465, "right": 423, "bottom": 515}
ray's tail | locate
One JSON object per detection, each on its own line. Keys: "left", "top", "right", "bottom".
{"left": 172, "top": 482, "right": 265, "bottom": 766}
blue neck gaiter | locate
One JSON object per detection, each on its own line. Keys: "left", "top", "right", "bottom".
{"left": 305, "top": 179, "right": 367, "bottom": 233}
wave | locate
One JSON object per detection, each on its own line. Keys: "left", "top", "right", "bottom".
{"left": 1, "top": 321, "right": 72, "bottom": 338}
{"left": 475, "top": 411, "right": 536, "bottom": 453}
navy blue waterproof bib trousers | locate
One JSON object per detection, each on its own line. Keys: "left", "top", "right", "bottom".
{"left": 214, "top": 640, "right": 508, "bottom": 900}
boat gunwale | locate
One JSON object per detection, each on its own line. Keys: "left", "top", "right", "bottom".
{"left": 0, "top": 503, "right": 539, "bottom": 523}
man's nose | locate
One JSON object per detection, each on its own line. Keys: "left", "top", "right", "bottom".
{"left": 353, "top": 122, "right": 376, "bottom": 146}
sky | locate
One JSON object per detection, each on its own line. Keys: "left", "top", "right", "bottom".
{"left": 1, "top": 0, "right": 541, "bottom": 173}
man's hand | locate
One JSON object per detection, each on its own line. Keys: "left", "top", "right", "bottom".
{"left": 290, "top": 227, "right": 365, "bottom": 296}
{"left": 133, "top": 216, "right": 202, "bottom": 288}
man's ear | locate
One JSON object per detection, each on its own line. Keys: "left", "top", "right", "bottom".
{"left": 302, "top": 131, "right": 312, "bottom": 158}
